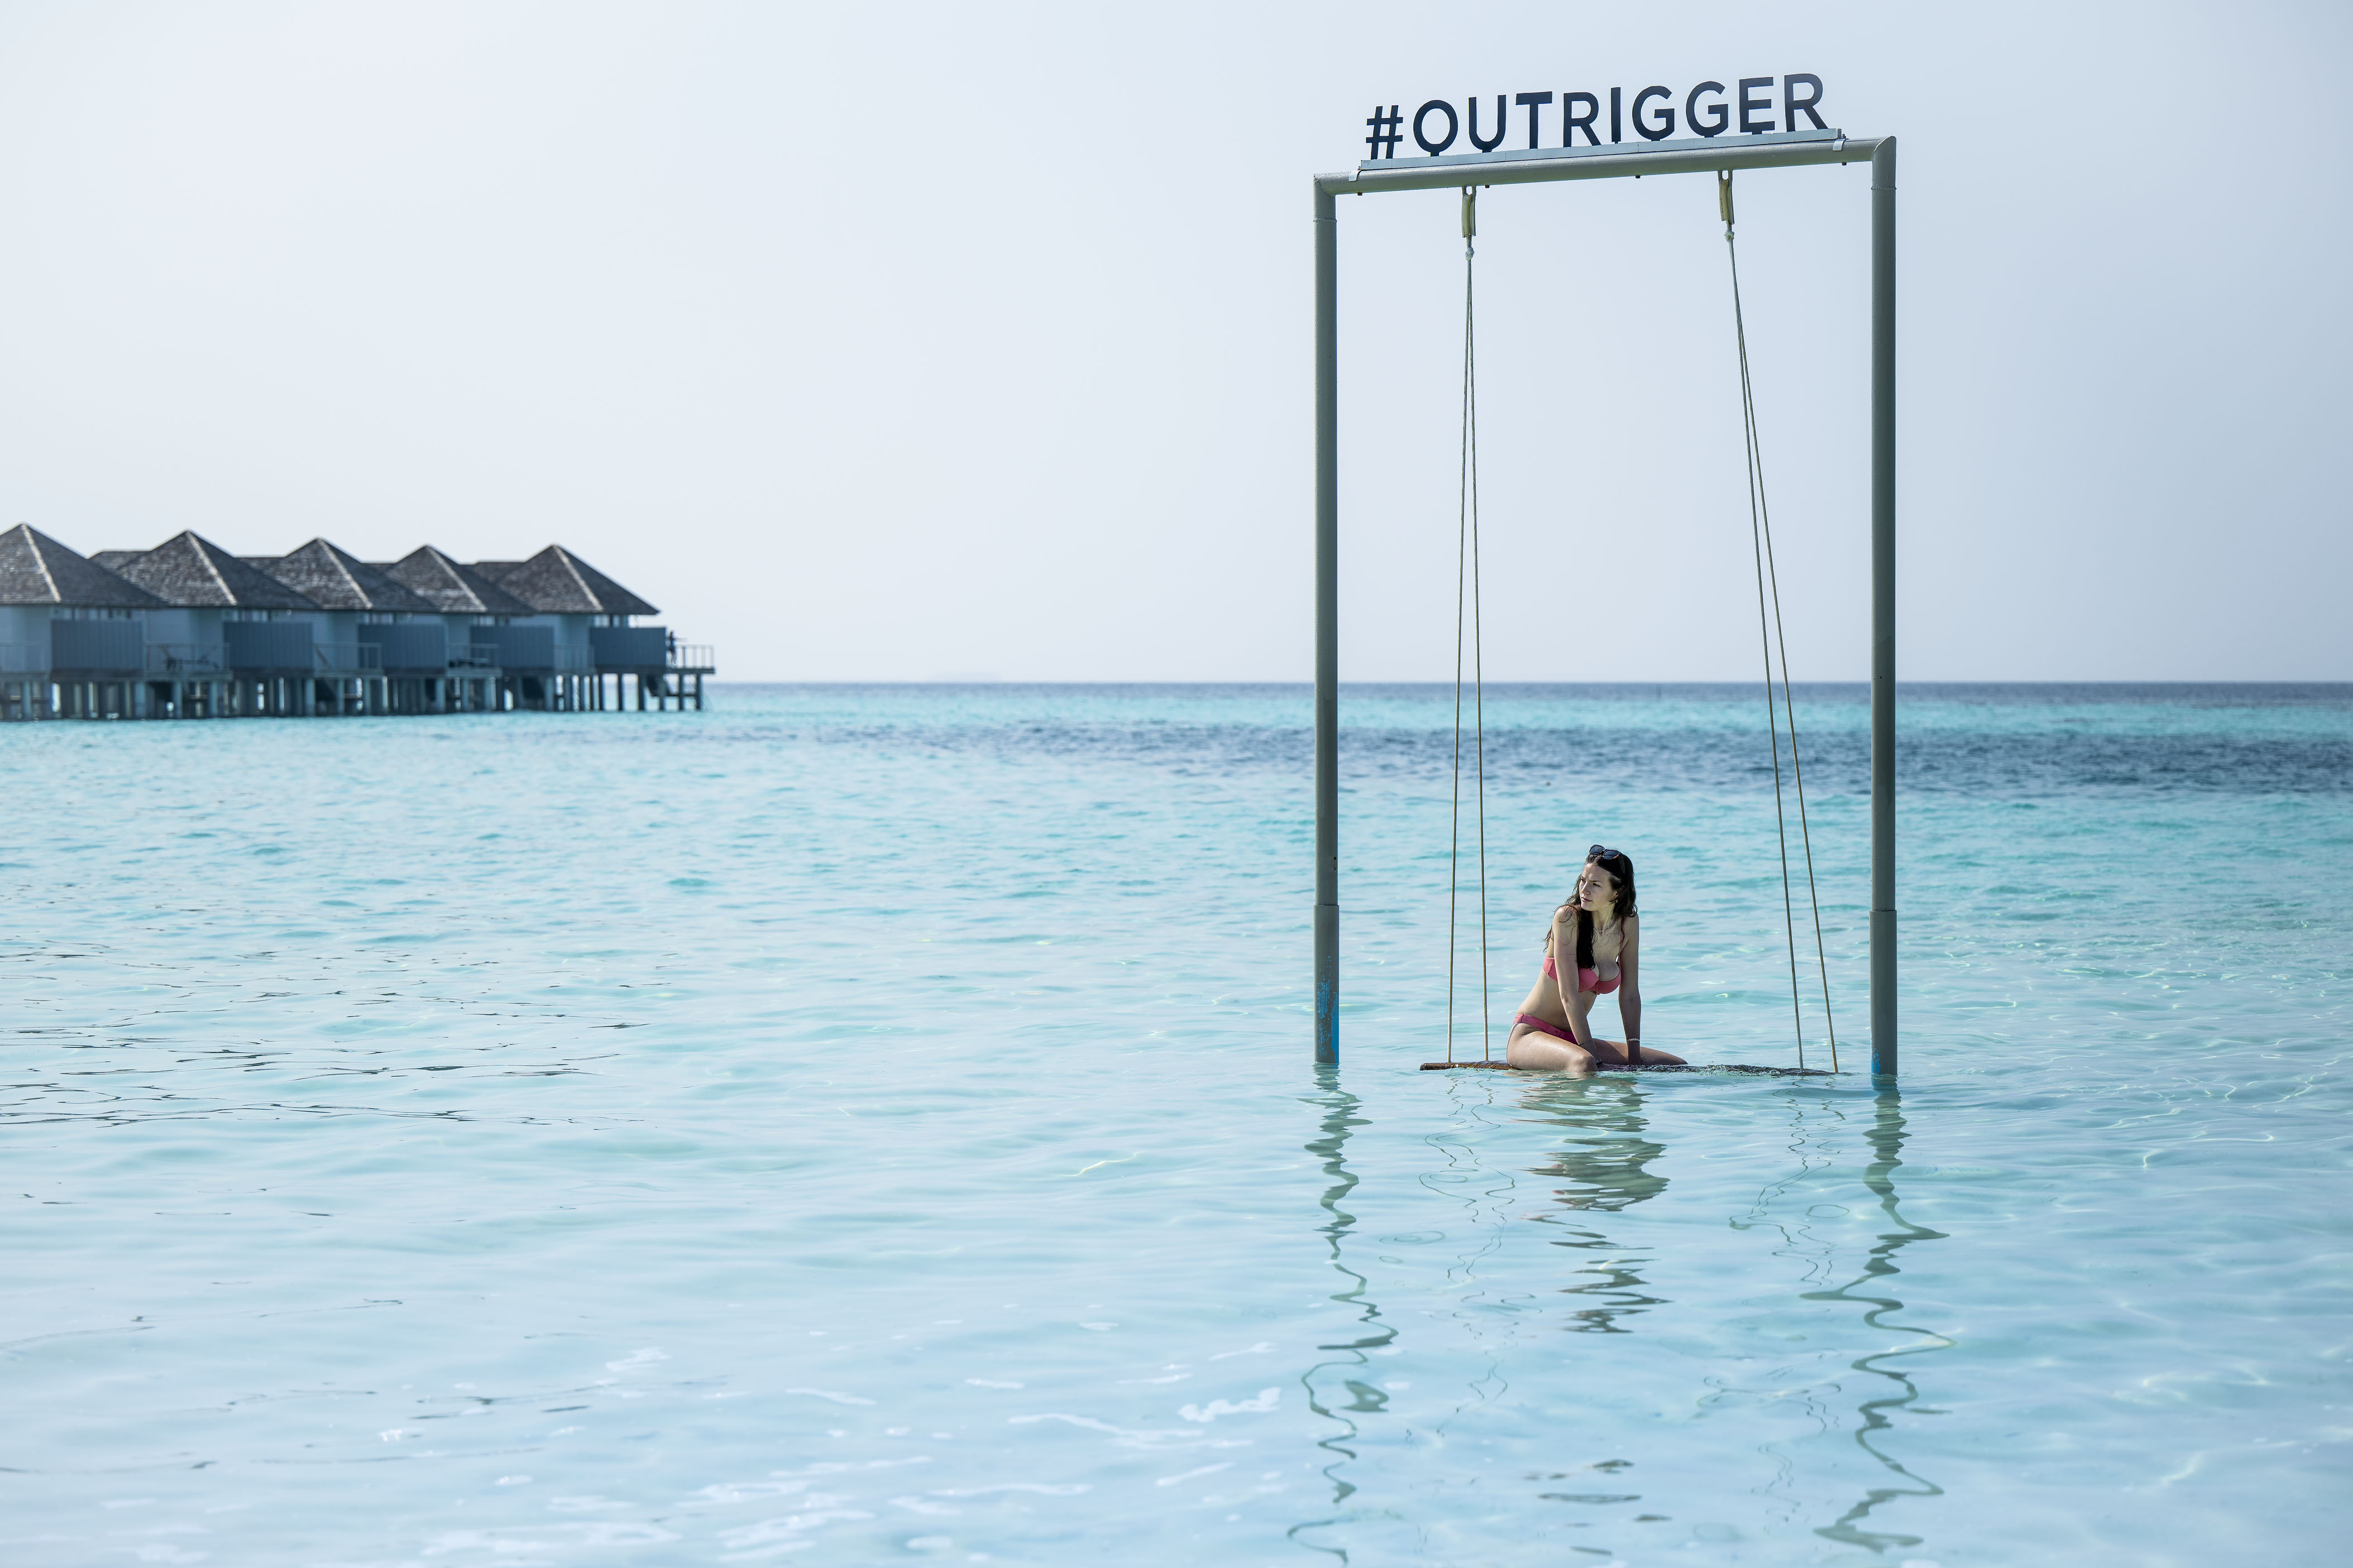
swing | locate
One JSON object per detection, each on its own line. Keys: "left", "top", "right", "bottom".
{"left": 1421, "top": 176, "right": 1838, "bottom": 1077}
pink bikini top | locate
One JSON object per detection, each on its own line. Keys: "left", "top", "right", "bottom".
{"left": 1543, "top": 953, "right": 1621, "bottom": 996}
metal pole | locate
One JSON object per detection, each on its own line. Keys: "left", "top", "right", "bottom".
{"left": 1869, "top": 137, "right": 1897, "bottom": 1078}
{"left": 1313, "top": 182, "right": 1339, "bottom": 1065}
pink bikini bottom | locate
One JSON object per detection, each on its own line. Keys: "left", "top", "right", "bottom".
{"left": 1513, "top": 1013, "right": 1580, "bottom": 1046}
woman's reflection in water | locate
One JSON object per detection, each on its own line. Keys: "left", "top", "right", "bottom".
{"left": 1805, "top": 1086, "right": 1950, "bottom": 1552}
{"left": 1522, "top": 1075, "right": 1671, "bottom": 1332}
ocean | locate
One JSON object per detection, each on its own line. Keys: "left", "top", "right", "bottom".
{"left": 4, "top": 682, "right": 2347, "bottom": 1565}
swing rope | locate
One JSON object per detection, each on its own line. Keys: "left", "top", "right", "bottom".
{"left": 1446, "top": 186, "right": 1491, "bottom": 1066}
{"left": 1720, "top": 171, "right": 1839, "bottom": 1074}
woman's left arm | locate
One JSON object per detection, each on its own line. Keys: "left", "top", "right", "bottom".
{"left": 1619, "top": 918, "right": 1643, "bottom": 1059}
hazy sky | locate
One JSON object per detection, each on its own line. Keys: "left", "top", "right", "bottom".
{"left": 1, "top": 2, "right": 2345, "bottom": 680}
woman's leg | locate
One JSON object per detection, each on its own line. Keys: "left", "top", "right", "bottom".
{"left": 1505, "top": 1023, "right": 1597, "bottom": 1073}
{"left": 1581, "top": 1038, "right": 1687, "bottom": 1068}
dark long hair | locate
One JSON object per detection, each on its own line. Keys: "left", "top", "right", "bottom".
{"left": 1563, "top": 850, "right": 1636, "bottom": 971}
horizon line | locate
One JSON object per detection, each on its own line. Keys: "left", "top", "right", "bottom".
{"left": 697, "top": 677, "right": 2353, "bottom": 689}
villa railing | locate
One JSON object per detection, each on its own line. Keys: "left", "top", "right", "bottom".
{"left": 448, "top": 638, "right": 590, "bottom": 674}
{"left": 9, "top": 636, "right": 703, "bottom": 684}
{"left": 147, "top": 643, "right": 226, "bottom": 675}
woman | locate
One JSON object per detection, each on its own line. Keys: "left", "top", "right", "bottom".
{"left": 1505, "top": 846, "right": 1685, "bottom": 1072}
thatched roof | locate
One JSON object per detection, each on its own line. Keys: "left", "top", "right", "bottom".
{"left": 248, "top": 539, "right": 438, "bottom": 613}
{"left": 475, "top": 545, "right": 658, "bottom": 617}
{"left": 0, "top": 524, "right": 165, "bottom": 608}
{"left": 87, "top": 531, "right": 317, "bottom": 610}
{"left": 377, "top": 546, "right": 535, "bottom": 616}
{"left": 10, "top": 530, "right": 676, "bottom": 623}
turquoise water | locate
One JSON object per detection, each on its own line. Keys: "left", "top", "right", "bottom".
{"left": 4, "top": 683, "right": 2347, "bottom": 1566}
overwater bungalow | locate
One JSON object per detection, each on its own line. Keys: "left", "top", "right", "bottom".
{"left": 91, "top": 530, "right": 321, "bottom": 718}
{"left": 1, "top": 525, "right": 709, "bottom": 721}
{"left": 0, "top": 524, "right": 165, "bottom": 720}
{"left": 376, "top": 546, "right": 549, "bottom": 711}
{"left": 474, "top": 545, "right": 699, "bottom": 711}
{"left": 247, "top": 539, "right": 453, "bottom": 716}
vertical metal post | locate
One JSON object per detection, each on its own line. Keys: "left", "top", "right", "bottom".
{"left": 1313, "top": 183, "right": 1340, "bottom": 1065}
{"left": 1869, "top": 138, "right": 1898, "bottom": 1078}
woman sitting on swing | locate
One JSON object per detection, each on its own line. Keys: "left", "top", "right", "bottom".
{"left": 1507, "top": 846, "right": 1684, "bottom": 1072}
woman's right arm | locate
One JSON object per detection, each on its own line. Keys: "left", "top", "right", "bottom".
{"left": 1565, "top": 983, "right": 1595, "bottom": 1047}
{"left": 1548, "top": 909, "right": 1575, "bottom": 1009}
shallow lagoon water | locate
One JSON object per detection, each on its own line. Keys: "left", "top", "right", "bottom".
{"left": 4, "top": 683, "right": 2349, "bottom": 1566}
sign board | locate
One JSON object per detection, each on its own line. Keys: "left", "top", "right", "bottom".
{"left": 1364, "top": 76, "right": 1827, "bottom": 160}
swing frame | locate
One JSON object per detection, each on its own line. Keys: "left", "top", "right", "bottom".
{"left": 1311, "top": 128, "right": 1898, "bottom": 1078}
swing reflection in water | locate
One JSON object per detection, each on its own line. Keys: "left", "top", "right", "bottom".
{"left": 1809, "top": 1086, "right": 1949, "bottom": 1550}
{"left": 1289, "top": 1070, "right": 1944, "bottom": 1553}
{"left": 1289, "top": 1068, "right": 1387, "bottom": 1555}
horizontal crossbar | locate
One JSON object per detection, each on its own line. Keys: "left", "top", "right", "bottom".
{"left": 1317, "top": 129, "right": 1884, "bottom": 196}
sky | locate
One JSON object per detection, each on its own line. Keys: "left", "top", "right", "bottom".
{"left": 0, "top": 1, "right": 2345, "bottom": 682}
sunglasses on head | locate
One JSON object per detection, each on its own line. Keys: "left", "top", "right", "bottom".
{"left": 1588, "top": 845, "right": 1627, "bottom": 866}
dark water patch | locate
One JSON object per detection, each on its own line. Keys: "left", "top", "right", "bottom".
{"left": 703, "top": 683, "right": 2353, "bottom": 798}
